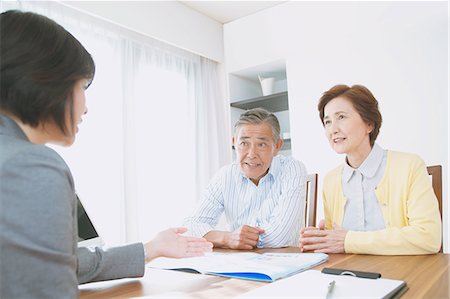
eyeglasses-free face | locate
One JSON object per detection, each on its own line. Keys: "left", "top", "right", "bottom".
{"left": 233, "top": 123, "right": 282, "bottom": 185}
{"left": 323, "top": 96, "right": 373, "bottom": 166}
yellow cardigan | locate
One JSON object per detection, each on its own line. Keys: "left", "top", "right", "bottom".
{"left": 323, "top": 151, "right": 442, "bottom": 255}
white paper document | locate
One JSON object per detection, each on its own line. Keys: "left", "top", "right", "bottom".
{"left": 146, "top": 252, "right": 328, "bottom": 282}
{"left": 237, "top": 269, "right": 407, "bottom": 298}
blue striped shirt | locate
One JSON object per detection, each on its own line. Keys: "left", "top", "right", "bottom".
{"left": 184, "top": 155, "right": 307, "bottom": 247}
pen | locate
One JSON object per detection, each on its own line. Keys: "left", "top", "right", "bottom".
{"left": 326, "top": 280, "right": 335, "bottom": 298}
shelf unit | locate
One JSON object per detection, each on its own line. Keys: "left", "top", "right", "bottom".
{"left": 230, "top": 91, "right": 288, "bottom": 112}
{"left": 228, "top": 60, "right": 291, "bottom": 155}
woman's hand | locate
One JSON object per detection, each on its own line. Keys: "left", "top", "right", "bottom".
{"left": 299, "top": 219, "right": 325, "bottom": 236}
{"left": 299, "top": 222, "right": 347, "bottom": 253}
{"left": 144, "top": 227, "right": 213, "bottom": 262}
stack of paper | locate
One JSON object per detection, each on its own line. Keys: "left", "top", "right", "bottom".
{"left": 237, "top": 269, "right": 407, "bottom": 298}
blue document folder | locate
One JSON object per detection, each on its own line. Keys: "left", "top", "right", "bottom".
{"left": 147, "top": 252, "right": 328, "bottom": 282}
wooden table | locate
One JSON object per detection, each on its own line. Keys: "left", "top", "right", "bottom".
{"left": 79, "top": 247, "right": 450, "bottom": 298}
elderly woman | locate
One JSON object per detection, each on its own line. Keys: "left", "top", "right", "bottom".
{"left": 299, "top": 84, "right": 441, "bottom": 255}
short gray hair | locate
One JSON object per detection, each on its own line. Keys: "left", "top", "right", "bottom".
{"left": 234, "top": 108, "right": 281, "bottom": 143}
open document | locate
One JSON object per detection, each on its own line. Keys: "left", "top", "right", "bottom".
{"left": 237, "top": 269, "right": 407, "bottom": 298}
{"left": 146, "top": 252, "right": 328, "bottom": 282}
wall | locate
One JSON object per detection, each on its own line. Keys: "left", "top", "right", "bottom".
{"left": 61, "top": 1, "right": 224, "bottom": 62}
{"left": 224, "top": 1, "right": 449, "bottom": 251}
{"left": 1, "top": 0, "right": 225, "bottom": 245}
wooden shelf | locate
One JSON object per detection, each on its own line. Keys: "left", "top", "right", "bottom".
{"left": 281, "top": 138, "right": 291, "bottom": 151}
{"left": 230, "top": 91, "right": 288, "bottom": 112}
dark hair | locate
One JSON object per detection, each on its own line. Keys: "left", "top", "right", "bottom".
{"left": 317, "top": 84, "right": 382, "bottom": 146}
{"left": 0, "top": 10, "right": 95, "bottom": 135}
{"left": 234, "top": 107, "right": 281, "bottom": 143}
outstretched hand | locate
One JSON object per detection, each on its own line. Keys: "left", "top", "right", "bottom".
{"left": 144, "top": 227, "right": 213, "bottom": 262}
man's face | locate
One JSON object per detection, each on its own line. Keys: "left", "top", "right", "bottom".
{"left": 233, "top": 123, "right": 282, "bottom": 185}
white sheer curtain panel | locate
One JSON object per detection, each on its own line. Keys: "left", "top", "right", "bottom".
{"left": 2, "top": 1, "right": 230, "bottom": 245}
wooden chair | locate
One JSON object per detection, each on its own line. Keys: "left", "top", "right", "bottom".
{"left": 304, "top": 174, "right": 318, "bottom": 227}
{"left": 427, "top": 165, "right": 442, "bottom": 217}
{"left": 426, "top": 165, "right": 443, "bottom": 253}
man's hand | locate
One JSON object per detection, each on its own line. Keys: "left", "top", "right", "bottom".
{"left": 204, "top": 225, "right": 265, "bottom": 250}
{"left": 299, "top": 222, "right": 347, "bottom": 253}
{"left": 224, "top": 225, "right": 265, "bottom": 249}
{"left": 144, "top": 227, "right": 213, "bottom": 262}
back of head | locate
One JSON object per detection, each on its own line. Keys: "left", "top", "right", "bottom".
{"left": 234, "top": 107, "right": 281, "bottom": 143}
{"left": 0, "top": 10, "right": 95, "bottom": 135}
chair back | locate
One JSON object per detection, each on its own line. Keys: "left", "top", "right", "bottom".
{"left": 427, "top": 165, "right": 442, "bottom": 217}
{"left": 304, "top": 174, "right": 318, "bottom": 227}
{"left": 426, "top": 165, "right": 443, "bottom": 253}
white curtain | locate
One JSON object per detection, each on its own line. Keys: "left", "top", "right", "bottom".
{"left": 2, "top": 1, "right": 231, "bottom": 245}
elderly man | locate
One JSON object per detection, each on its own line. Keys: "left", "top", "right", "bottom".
{"left": 184, "top": 108, "right": 307, "bottom": 249}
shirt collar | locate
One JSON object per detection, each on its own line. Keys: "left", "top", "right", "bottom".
{"left": 359, "top": 143, "right": 384, "bottom": 178}
{"left": 343, "top": 143, "right": 384, "bottom": 182}
{"left": 342, "top": 162, "right": 355, "bottom": 183}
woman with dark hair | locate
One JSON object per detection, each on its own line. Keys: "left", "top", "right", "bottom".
{"left": 299, "top": 84, "right": 441, "bottom": 255}
{"left": 0, "top": 10, "right": 211, "bottom": 298}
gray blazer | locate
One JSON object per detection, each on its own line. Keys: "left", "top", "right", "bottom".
{"left": 0, "top": 113, "right": 145, "bottom": 299}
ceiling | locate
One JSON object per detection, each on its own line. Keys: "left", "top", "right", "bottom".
{"left": 179, "top": 1, "right": 286, "bottom": 24}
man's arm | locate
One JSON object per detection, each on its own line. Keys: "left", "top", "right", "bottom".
{"left": 184, "top": 166, "right": 265, "bottom": 249}
{"left": 183, "top": 168, "right": 226, "bottom": 238}
{"left": 204, "top": 225, "right": 265, "bottom": 249}
{"left": 257, "top": 160, "right": 307, "bottom": 247}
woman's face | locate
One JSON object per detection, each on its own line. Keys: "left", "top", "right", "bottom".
{"left": 72, "top": 79, "right": 88, "bottom": 135}
{"left": 323, "top": 96, "right": 373, "bottom": 157}
{"left": 53, "top": 79, "right": 88, "bottom": 146}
